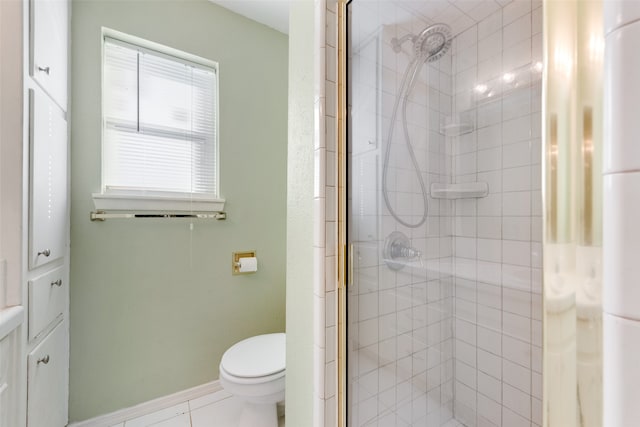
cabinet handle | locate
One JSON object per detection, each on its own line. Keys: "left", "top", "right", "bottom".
{"left": 51, "top": 279, "right": 63, "bottom": 287}
{"left": 37, "top": 249, "right": 51, "bottom": 257}
{"left": 37, "top": 355, "right": 50, "bottom": 365}
{"left": 37, "top": 66, "right": 50, "bottom": 75}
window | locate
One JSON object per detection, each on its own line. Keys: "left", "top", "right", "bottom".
{"left": 94, "top": 30, "right": 223, "bottom": 212}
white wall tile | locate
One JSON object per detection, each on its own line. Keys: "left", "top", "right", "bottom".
{"left": 477, "top": 238, "right": 501, "bottom": 263}
{"left": 503, "top": 358, "right": 532, "bottom": 393}
{"left": 477, "top": 99, "right": 503, "bottom": 128}
{"left": 502, "top": 216, "right": 531, "bottom": 241}
{"left": 478, "top": 281, "right": 502, "bottom": 309}
{"left": 478, "top": 147, "right": 502, "bottom": 172}
{"left": 604, "top": 0, "right": 640, "bottom": 36}
{"left": 478, "top": 348, "right": 502, "bottom": 378}
{"left": 603, "top": 172, "right": 640, "bottom": 320}
{"left": 478, "top": 304, "right": 502, "bottom": 332}
{"left": 502, "top": 115, "right": 531, "bottom": 144}
{"left": 502, "top": 166, "right": 531, "bottom": 192}
{"left": 478, "top": 326, "right": 502, "bottom": 355}
{"left": 503, "top": 0, "right": 531, "bottom": 25}
{"left": 478, "top": 123, "right": 502, "bottom": 150}
{"left": 479, "top": 31, "right": 502, "bottom": 62}
{"left": 478, "top": 216, "right": 502, "bottom": 239}
{"left": 455, "top": 359, "right": 477, "bottom": 389}
{"left": 502, "top": 192, "right": 530, "bottom": 216}
{"left": 605, "top": 21, "right": 640, "bottom": 173}
{"left": 478, "top": 55, "right": 503, "bottom": 82}
{"left": 478, "top": 9, "right": 502, "bottom": 39}
{"left": 478, "top": 392, "right": 502, "bottom": 425}
{"left": 502, "top": 240, "right": 531, "bottom": 267}
{"left": 502, "top": 406, "right": 530, "bottom": 427}
{"left": 503, "top": 287, "right": 531, "bottom": 317}
{"left": 455, "top": 380, "right": 477, "bottom": 411}
{"left": 503, "top": 38, "right": 532, "bottom": 73}
{"left": 604, "top": 313, "right": 640, "bottom": 427}
{"left": 477, "top": 260, "right": 502, "bottom": 286}
{"left": 503, "top": 13, "right": 531, "bottom": 49}
{"left": 502, "top": 383, "right": 531, "bottom": 419}
{"left": 456, "top": 339, "right": 477, "bottom": 367}
{"left": 502, "top": 335, "right": 531, "bottom": 368}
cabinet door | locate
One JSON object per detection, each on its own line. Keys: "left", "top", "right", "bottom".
{"left": 29, "top": 89, "right": 68, "bottom": 270}
{"left": 30, "top": 0, "right": 68, "bottom": 110}
{"left": 27, "top": 321, "right": 68, "bottom": 427}
{"left": 0, "top": 332, "right": 15, "bottom": 427}
{"left": 28, "top": 266, "right": 66, "bottom": 341}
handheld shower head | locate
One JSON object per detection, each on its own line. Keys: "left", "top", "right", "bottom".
{"left": 391, "top": 23, "right": 452, "bottom": 62}
{"left": 414, "top": 23, "right": 452, "bottom": 62}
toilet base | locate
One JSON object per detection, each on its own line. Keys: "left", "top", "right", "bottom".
{"left": 238, "top": 401, "right": 278, "bottom": 427}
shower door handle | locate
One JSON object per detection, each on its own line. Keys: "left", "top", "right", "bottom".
{"left": 348, "top": 243, "right": 354, "bottom": 288}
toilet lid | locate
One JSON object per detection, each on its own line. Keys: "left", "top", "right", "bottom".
{"left": 221, "top": 333, "right": 285, "bottom": 378}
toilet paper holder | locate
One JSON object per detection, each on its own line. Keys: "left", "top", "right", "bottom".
{"left": 232, "top": 250, "right": 257, "bottom": 275}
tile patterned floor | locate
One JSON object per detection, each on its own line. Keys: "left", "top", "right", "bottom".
{"left": 110, "top": 389, "right": 285, "bottom": 427}
{"left": 108, "top": 388, "right": 465, "bottom": 427}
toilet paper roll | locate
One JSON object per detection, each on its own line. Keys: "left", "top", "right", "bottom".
{"left": 238, "top": 257, "right": 258, "bottom": 273}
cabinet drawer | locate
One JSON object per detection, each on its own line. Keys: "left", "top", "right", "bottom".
{"left": 27, "top": 321, "right": 68, "bottom": 427}
{"left": 30, "top": 0, "right": 68, "bottom": 110}
{"left": 28, "top": 266, "right": 66, "bottom": 341}
{"left": 28, "top": 88, "right": 68, "bottom": 270}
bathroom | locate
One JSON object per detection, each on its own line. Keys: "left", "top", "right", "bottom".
{"left": 0, "top": 0, "right": 638, "bottom": 426}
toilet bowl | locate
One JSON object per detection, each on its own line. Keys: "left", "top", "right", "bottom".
{"left": 219, "top": 333, "right": 285, "bottom": 427}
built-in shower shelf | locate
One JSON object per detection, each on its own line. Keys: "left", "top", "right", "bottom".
{"left": 440, "top": 121, "right": 474, "bottom": 136}
{"left": 439, "top": 113, "right": 475, "bottom": 136}
{"left": 430, "top": 182, "right": 489, "bottom": 199}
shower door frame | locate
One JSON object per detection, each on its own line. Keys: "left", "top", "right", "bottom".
{"left": 336, "top": 2, "right": 348, "bottom": 427}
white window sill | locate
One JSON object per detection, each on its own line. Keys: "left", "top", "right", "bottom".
{"left": 92, "top": 193, "right": 225, "bottom": 213}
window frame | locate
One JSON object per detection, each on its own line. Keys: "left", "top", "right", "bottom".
{"left": 93, "top": 28, "right": 224, "bottom": 213}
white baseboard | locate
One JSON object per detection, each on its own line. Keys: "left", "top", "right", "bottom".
{"left": 68, "top": 380, "right": 222, "bottom": 427}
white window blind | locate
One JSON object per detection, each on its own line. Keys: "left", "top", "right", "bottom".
{"left": 102, "top": 37, "right": 218, "bottom": 199}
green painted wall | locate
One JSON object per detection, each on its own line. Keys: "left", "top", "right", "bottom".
{"left": 286, "top": 1, "right": 316, "bottom": 425}
{"left": 69, "top": 0, "right": 288, "bottom": 421}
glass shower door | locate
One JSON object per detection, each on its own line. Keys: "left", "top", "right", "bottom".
{"left": 347, "top": 2, "right": 456, "bottom": 425}
{"left": 346, "top": 1, "right": 546, "bottom": 426}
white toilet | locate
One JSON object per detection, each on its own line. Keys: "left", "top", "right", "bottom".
{"left": 219, "top": 333, "right": 285, "bottom": 427}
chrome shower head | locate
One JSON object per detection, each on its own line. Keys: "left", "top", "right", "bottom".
{"left": 413, "top": 23, "right": 452, "bottom": 62}
{"left": 391, "top": 23, "right": 452, "bottom": 63}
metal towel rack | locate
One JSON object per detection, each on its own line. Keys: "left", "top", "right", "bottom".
{"left": 90, "top": 210, "right": 226, "bottom": 221}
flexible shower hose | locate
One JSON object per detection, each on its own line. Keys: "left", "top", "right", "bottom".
{"left": 381, "top": 57, "right": 429, "bottom": 228}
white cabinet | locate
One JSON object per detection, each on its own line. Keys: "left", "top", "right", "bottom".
{"left": 28, "top": 88, "right": 68, "bottom": 270}
{"left": 26, "top": 321, "right": 68, "bottom": 427}
{"left": 23, "top": 0, "right": 70, "bottom": 426}
{"left": 27, "top": 266, "right": 66, "bottom": 341}
{"left": 29, "top": 0, "right": 68, "bottom": 111}
{"left": 0, "top": 330, "right": 19, "bottom": 427}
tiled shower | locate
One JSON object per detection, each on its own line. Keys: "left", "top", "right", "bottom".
{"left": 347, "top": 1, "right": 543, "bottom": 426}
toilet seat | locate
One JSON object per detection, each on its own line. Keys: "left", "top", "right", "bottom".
{"left": 220, "top": 333, "right": 285, "bottom": 379}
{"left": 219, "top": 363, "right": 284, "bottom": 385}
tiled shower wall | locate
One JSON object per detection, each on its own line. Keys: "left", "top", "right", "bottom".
{"left": 348, "top": 2, "right": 457, "bottom": 425}
{"left": 449, "top": 2, "right": 543, "bottom": 426}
